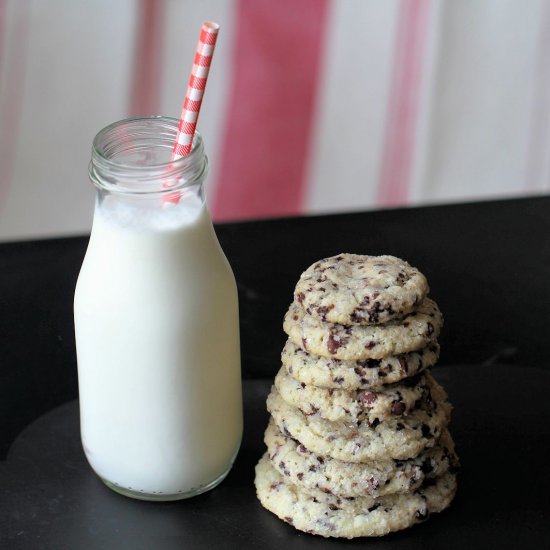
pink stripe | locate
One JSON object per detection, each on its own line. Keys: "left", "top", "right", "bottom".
{"left": 525, "top": 1, "right": 550, "bottom": 192}
{"left": 377, "top": 0, "right": 430, "bottom": 207}
{"left": 128, "top": 0, "right": 165, "bottom": 116}
{"left": 212, "top": 0, "right": 329, "bottom": 221}
{"left": 0, "top": 1, "right": 30, "bottom": 207}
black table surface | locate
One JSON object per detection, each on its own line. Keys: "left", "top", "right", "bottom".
{"left": 1, "top": 195, "right": 550, "bottom": 548}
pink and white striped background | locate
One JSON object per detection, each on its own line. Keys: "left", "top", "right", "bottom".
{"left": 0, "top": 0, "right": 549, "bottom": 240}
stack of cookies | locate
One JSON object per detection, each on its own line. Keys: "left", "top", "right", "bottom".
{"left": 254, "top": 254, "right": 458, "bottom": 538}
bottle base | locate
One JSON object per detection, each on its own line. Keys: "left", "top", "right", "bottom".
{"left": 99, "top": 465, "right": 232, "bottom": 502}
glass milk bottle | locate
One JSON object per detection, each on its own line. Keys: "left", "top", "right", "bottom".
{"left": 74, "top": 116, "right": 242, "bottom": 501}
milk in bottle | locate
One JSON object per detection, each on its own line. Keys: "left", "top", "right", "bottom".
{"left": 74, "top": 117, "right": 242, "bottom": 500}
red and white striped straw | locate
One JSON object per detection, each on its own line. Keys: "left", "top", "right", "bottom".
{"left": 172, "top": 21, "right": 219, "bottom": 159}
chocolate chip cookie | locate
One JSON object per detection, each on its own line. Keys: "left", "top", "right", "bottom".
{"left": 281, "top": 339, "right": 439, "bottom": 390}
{"left": 284, "top": 298, "right": 442, "bottom": 361}
{"left": 294, "top": 254, "right": 429, "bottom": 325}
{"left": 275, "top": 367, "right": 437, "bottom": 423}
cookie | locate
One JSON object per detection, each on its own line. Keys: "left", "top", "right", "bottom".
{"left": 267, "top": 384, "right": 451, "bottom": 462}
{"left": 294, "top": 254, "right": 429, "bottom": 326}
{"left": 282, "top": 339, "right": 439, "bottom": 390}
{"left": 283, "top": 298, "right": 442, "bottom": 361}
{"left": 275, "top": 367, "right": 436, "bottom": 423}
{"left": 265, "top": 419, "right": 459, "bottom": 499}
{"left": 255, "top": 455, "right": 457, "bottom": 538}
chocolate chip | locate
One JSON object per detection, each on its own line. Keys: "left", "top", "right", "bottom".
{"left": 350, "top": 308, "right": 366, "bottom": 323}
{"left": 421, "top": 424, "right": 431, "bottom": 438}
{"left": 305, "top": 404, "right": 319, "bottom": 416}
{"left": 391, "top": 401, "right": 406, "bottom": 415}
{"left": 398, "top": 356, "right": 408, "bottom": 375}
{"left": 396, "top": 422, "right": 405, "bottom": 431}
{"left": 298, "top": 444, "right": 308, "bottom": 453}
{"left": 296, "top": 292, "right": 305, "bottom": 304}
{"left": 284, "top": 516, "right": 294, "bottom": 525}
{"left": 316, "top": 304, "right": 334, "bottom": 320}
{"left": 370, "top": 418, "right": 380, "bottom": 428}
{"left": 359, "top": 391, "right": 378, "bottom": 406}
{"left": 297, "top": 472, "right": 304, "bottom": 481}
{"left": 327, "top": 333, "right": 345, "bottom": 354}
{"left": 308, "top": 465, "right": 317, "bottom": 472}
{"left": 365, "top": 341, "right": 377, "bottom": 350}
{"left": 367, "top": 302, "right": 383, "bottom": 323}
{"left": 366, "top": 476, "right": 380, "bottom": 491}
{"left": 368, "top": 503, "right": 381, "bottom": 512}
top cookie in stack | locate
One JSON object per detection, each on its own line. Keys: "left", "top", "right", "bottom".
{"left": 255, "top": 254, "right": 458, "bottom": 539}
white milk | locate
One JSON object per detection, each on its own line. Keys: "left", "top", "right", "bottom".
{"left": 74, "top": 196, "right": 242, "bottom": 498}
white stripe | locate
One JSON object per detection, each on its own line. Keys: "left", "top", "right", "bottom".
{"left": 177, "top": 134, "right": 193, "bottom": 145}
{"left": 304, "top": 0, "right": 400, "bottom": 214}
{"left": 183, "top": 110, "right": 198, "bottom": 123}
{"left": 192, "top": 64, "right": 210, "bottom": 78}
{"left": 414, "top": 0, "right": 543, "bottom": 203}
{"left": 0, "top": 0, "right": 136, "bottom": 239}
{"left": 198, "top": 42, "right": 214, "bottom": 56}
{"left": 407, "top": 0, "right": 440, "bottom": 204}
{"left": 186, "top": 86, "right": 204, "bottom": 101}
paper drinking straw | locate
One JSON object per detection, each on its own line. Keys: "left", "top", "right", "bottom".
{"left": 172, "top": 21, "right": 220, "bottom": 159}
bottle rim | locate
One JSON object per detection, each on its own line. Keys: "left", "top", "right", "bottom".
{"left": 89, "top": 116, "right": 208, "bottom": 195}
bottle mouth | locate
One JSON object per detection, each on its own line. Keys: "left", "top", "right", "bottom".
{"left": 89, "top": 116, "right": 208, "bottom": 195}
